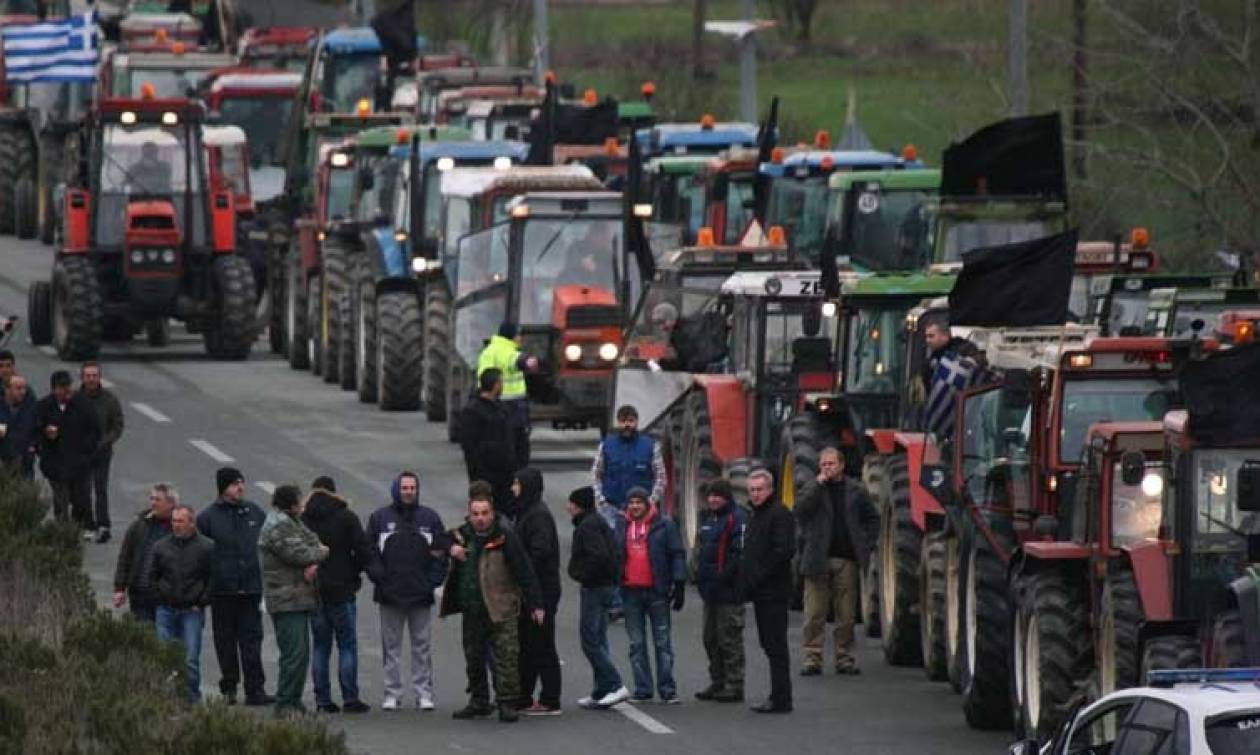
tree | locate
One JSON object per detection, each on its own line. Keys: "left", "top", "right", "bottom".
{"left": 760, "top": 0, "right": 820, "bottom": 45}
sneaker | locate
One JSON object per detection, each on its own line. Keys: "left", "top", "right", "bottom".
{"left": 452, "top": 703, "right": 493, "bottom": 719}
{"left": 418, "top": 697, "right": 435, "bottom": 712}
{"left": 381, "top": 695, "right": 400, "bottom": 711}
{"left": 596, "top": 686, "right": 630, "bottom": 708}
{"left": 799, "top": 666, "right": 822, "bottom": 677}
{"left": 95, "top": 528, "right": 111, "bottom": 544}
{"left": 343, "top": 700, "right": 371, "bottom": 714}
{"left": 658, "top": 695, "right": 681, "bottom": 705}
{"left": 577, "top": 696, "right": 600, "bottom": 710}
{"left": 317, "top": 703, "right": 340, "bottom": 714}
{"left": 631, "top": 692, "right": 653, "bottom": 703}
{"left": 524, "top": 702, "right": 562, "bottom": 716}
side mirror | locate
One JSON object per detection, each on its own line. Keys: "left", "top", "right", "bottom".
{"left": 919, "top": 463, "right": 954, "bottom": 507}
{"left": 1007, "top": 740, "right": 1040, "bottom": 755}
{"left": 1120, "top": 451, "right": 1145, "bottom": 486}
{"left": 1238, "top": 461, "right": 1260, "bottom": 512}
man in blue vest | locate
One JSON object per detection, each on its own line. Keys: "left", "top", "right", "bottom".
{"left": 591, "top": 404, "right": 666, "bottom": 619}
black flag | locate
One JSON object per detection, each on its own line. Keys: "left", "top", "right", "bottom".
{"left": 526, "top": 79, "right": 556, "bottom": 165}
{"left": 948, "top": 230, "right": 1077, "bottom": 327}
{"left": 371, "top": 0, "right": 417, "bottom": 73}
{"left": 625, "top": 134, "right": 655, "bottom": 282}
{"left": 1181, "top": 342, "right": 1260, "bottom": 445}
{"left": 941, "top": 113, "right": 1066, "bottom": 200}
{"left": 751, "top": 96, "right": 779, "bottom": 225}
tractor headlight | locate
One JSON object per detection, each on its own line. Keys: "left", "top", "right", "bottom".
{"left": 1141, "top": 473, "right": 1164, "bottom": 498}
{"left": 161, "top": 249, "right": 176, "bottom": 264}
{"left": 436, "top": 157, "right": 455, "bottom": 172}
{"left": 130, "top": 249, "right": 144, "bottom": 263}
{"left": 598, "top": 342, "right": 618, "bottom": 361}
{"left": 564, "top": 344, "right": 583, "bottom": 362}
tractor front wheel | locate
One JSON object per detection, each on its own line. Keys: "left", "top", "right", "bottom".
{"left": 204, "top": 256, "right": 256, "bottom": 359}
{"left": 27, "top": 280, "right": 51, "bottom": 346}
{"left": 1013, "top": 569, "right": 1088, "bottom": 742}
{"left": 679, "top": 390, "right": 720, "bottom": 550}
{"left": 960, "top": 533, "right": 1012, "bottom": 730}
{"left": 354, "top": 266, "right": 378, "bottom": 404}
{"left": 321, "top": 240, "right": 349, "bottom": 384}
{"left": 285, "top": 249, "right": 309, "bottom": 370}
{"left": 52, "top": 256, "right": 102, "bottom": 360}
{"left": 1212, "top": 611, "right": 1248, "bottom": 667}
{"left": 1140, "top": 635, "right": 1201, "bottom": 678}
{"left": 1097, "top": 562, "right": 1142, "bottom": 696}
{"left": 375, "top": 290, "right": 422, "bottom": 411}
{"left": 879, "top": 452, "right": 923, "bottom": 667}
{"left": 14, "top": 175, "right": 36, "bottom": 240}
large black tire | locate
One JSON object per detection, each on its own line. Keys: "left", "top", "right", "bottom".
{"left": 678, "top": 390, "right": 721, "bottom": 550}
{"left": 723, "top": 456, "right": 765, "bottom": 510}
{"left": 861, "top": 454, "right": 887, "bottom": 638}
{"left": 145, "top": 319, "right": 169, "bottom": 347}
{"left": 0, "top": 127, "right": 20, "bottom": 234}
{"left": 879, "top": 452, "right": 923, "bottom": 667}
{"left": 320, "top": 240, "right": 350, "bottom": 384}
{"left": 1097, "top": 561, "right": 1142, "bottom": 696}
{"left": 27, "top": 280, "right": 51, "bottom": 345}
{"left": 1140, "top": 635, "right": 1201, "bottom": 679}
{"left": 1013, "top": 569, "right": 1089, "bottom": 742}
{"left": 14, "top": 175, "right": 36, "bottom": 240}
{"left": 354, "top": 266, "right": 378, "bottom": 403}
{"left": 285, "top": 249, "right": 309, "bottom": 369}
{"left": 305, "top": 273, "right": 322, "bottom": 374}
{"left": 960, "top": 534, "right": 1012, "bottom": 730}
{"left": 945, "top": 529, "right": 966, "bottom": 693}
{"left": 920, "top": 530, "right": 948, "bottom": 680}
{"left": 336, "top": 289, "right": 356, "bottom": 391}
{"left": 268, "top": 243, "right": 287, "bottom": 354}
{"left": 375, "top": 290, "right": 422, "bottom": 411}
{"left": 778, "top": 413, "right": 823, "bottom": 511}
{"left": 1212, "top": 611, "right": 1248, "bottom": 667}
{"left": 51, "top": 256, "right": 101, "bottom": 360}
{"left": 203, "top": 256, "right": 257, "bottom": 359}
{"left": 422, "top": 281, "right": 450, "bottom": 422}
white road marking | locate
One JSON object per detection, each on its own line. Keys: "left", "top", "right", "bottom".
{"left": 612, "top": 701, "right": 675, "bottom": 734}
{"left": 189, "top": 439, "right": 234, "bottom": 464}
{"left": 256, "top": 481, "right": 276, "bottom": 495}
{"left": 130, "top": 402, "right": 171, "bottom": 423}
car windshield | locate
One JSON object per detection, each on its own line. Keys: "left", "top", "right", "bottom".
{"left": 1111, "top": 462, "right": 1165, "bottom": 547}
{"left": 1059, "top": 378, "right": 1175, "bottom": 462}
{"left": 845, "top": 307, "right": 906, "bottom": 394}
{"left": 833, "top": 187, "right": 934, "bottom": 272}
{"left": 520, "top": 217, "right": 625, "bottom": 325}
{"left": 937, "top": 217, "right": 1050, "bottom": 264}
{"left": 128, "top": 68, "right": 212, "bottom": 99}
{"left": 1206, "top": 709, "right": 1260, "bottom": 755}
{"left": 218, "top": 96, "right": 293, "bottom": 166}
{"left": 323, "top": 53, "right": 381, "bottom": 113}
{"left": 768, "top": 177, "right": 829, "bottom": 264}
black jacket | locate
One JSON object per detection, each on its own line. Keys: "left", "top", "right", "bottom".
{"left": 113, "top": 510, "right": 172, "bottom": 602}
{"left": 568, "top": 509, "right": 617, "bottom": 588}
{"left": 0, "top": 391, "right": 38, "bottom": 465}
{"left": 149, "top": 532, "right": 215, "bottom": 609}
{"left": 365, "top": 483, "right": 450, "bottom": 609}
{"left": 35, "top": 392, "right": 101, "bottom": 482}
{"left": 301, "top": 489, "right": 372, "bottom": 604}
{"left": 80, "top": 386, "right": 124, "bottom": 455}
{"left": 741, "top": 498, "right": 796, "bottom": 602}
{"left": 694, "top": 498, "right": 746, "bottom": 604}
{"left": 459, "top": 395, "right": 517, "bottom": 496}
{"left": 506, "top": 468, "right": 561, "bottom": 608}
{"left": 796, "top": 477, "right": 878, "bottom": 576}
{"left": 196, "top": 497, "right": 267, "bottom": 596}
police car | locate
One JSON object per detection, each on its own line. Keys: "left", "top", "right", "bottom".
{"left": 1009, "top": 669, "right": 1260, "bottom": 755}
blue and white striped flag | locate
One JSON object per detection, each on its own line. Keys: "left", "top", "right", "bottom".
{"left": 1, "top": 11, "right": 98, "bottom": 83}
{"left": 925, "top": 351, "right": 989, "bottom": 440}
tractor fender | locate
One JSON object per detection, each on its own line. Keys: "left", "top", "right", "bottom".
{"left": 369, "top": 224, "right": 409, "bottom": 279}
{"left": 865, "top": 428, "right": 896, "bottom": 455}
{"left": 692, "top": 374, "right": 747, "bottom": 466}
{"left": 891, "top": 432, "right": 942, "bottom": 531}
{"left": 1127, "top": 541, "right": 1174, "bottom": 622}
{"left": 1227, "top": 570, "right": 1260, "bottom": 663}
{"left": 1009, "top": 542, "right": 1090, "bottom": 584}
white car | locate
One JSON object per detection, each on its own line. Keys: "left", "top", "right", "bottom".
{"left": 1009, "top": 669, "right": 1260, "bottom": 755}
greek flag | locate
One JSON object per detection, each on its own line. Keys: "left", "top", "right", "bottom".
{"left": 1, "top": 11, "right": 98, "bottom": 83}
{"left": 925, "top": 351, "right": 988, "bottom": 440}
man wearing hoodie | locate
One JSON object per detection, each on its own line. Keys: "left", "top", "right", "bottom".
{"left": 566, "top": 486, "right": 630, "bottom": 710}
{"left": 366, "top": 471, "right": 450, "bottom": 712}
{"left": 301, "top": 476, "right": 373, "bottom": 714}
{"left": 613, "top": 486, "right": 686, "bottom": 704}
{"left": 693, "top": 478, "right": 747, "bottom": 703}
{"left": 507, "top": 468, "right": 563, "bottom": 715}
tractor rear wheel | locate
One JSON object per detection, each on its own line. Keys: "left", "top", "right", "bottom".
{"left": 268, "top": 243, "right": 287, "bottom": 354}
{"left": 204, "top": 256, "right": 256, "bottom": 360}
{"left": 375, "top": 290, "right": 422, "bottom": 411}
{"left": 879, "top": 452, "right": 923, "bottom": 667}
{"left": 14, "top": 174, "right": 36, "bottom": 240}
{"left": 354, "top": 262, "right": 378, "bottom": 403}
{"left": 27, "top": 280, "right": 51, "bottom": 345}
{"left": 920, "top": 530, "right": 948, "bottom": 680}
{"left": 1014, "top": 569, "right": 1088, "bottom": 742}
{"left": 305, "top": 273, "right": 322, "bottom": 374}
{"left": 1212, "top": 611, "right": 1248, "bottom": 667}
{"left": 861, "top": 454, "right": 888, "bottom": 638}
{"left": 336, "top": 290, "right": 356, "bottom": 390}
{"left": 51, "top": 256, "right": 101, "bottom": 360}
{"left": 320, "top": 240, "right": 350, "bottom": 384}
{"left": 945, "top": 529, "right": 965, "bottom": 692}
{"left": 1097, "top": 561, "right": 1142, "bottom": 696}
{"left": 423, "top": 281, "right": 450, "bottom": 421}
{"left": 1140, "top": 635, "right": 1201, "bottom": 678}
{"left": 961, "top": 533, "right": 1012, "bottom": 730}
{"left": 285, "top": 249, "right": 309, "bottom": 370}
{"left": 679, "top": 390, "right": 720, "bottom": 550}
{"left": 778, "top": 413, "right": 823, "bottom": 511}
{"left": 0, "top": 126, "right": 20, "bottom": 234}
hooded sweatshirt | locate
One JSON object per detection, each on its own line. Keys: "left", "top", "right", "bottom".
{"left": 302, "top": 488, "right": 373, "bottom": 603}
{"left": 507, "top": 467, "right": 561, "bottom": 608}
{"left": 364, "top": 476, "right": 449, "bottom": 608}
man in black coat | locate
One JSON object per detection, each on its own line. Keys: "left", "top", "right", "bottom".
{"left": 112, "top": 482, "right": 178, "bottom": 622}
{"left": 301, "top": 475, "right": 373, "bottom": 714}
{"left": 459, "top": 368, "right": 517, "bottom": 509}
{"left": 35, "top": 370, "right": 101, "bottom": 530}
{"left": 741, "top": 468, "right": 797, "bottom": 713}
{"left": 506, "top": 467, "right": 562, "bottom": 714}
{"left": 566, "top": 486, "right": 629, "bottom": 709}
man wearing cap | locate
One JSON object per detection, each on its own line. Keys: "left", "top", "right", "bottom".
{"left": 693, "top": 478, "right": 747, "bottom": 703}
{"left": 566, "top": 486, "right": 629, "bottom": 709}
{"left": 477, "top": 322, "right": 539, "bottom": 465}
{"left": 197, "top": 466, "right": 272, "bottom": 706}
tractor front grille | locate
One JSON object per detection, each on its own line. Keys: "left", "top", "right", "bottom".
{"left": 566, "top": 305, "right": 621, "bottom": 329}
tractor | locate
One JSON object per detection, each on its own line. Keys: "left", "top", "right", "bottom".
{"left": 1143, "top": 286, "right": 1260, "bottom": 339}
{"left": 236, "top": 26, "right": 316, "bottom": 72}
{"left": 416, "top": 66, "right": 534, "bottom": 124}
{"left": 1089, "top": 272, "right": 1233, "bottom": 337}
{"left": 98, "top": 45, "right": 236, "bottom": 100}
{"left": 808, "top": 168, "right": 941, "bottom": 273}
{"left": 27, "top": 96, "right": 253, "bottom": 358}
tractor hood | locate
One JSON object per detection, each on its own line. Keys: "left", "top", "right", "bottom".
{"left": 612, "top": 366, "right": 693, "bottom": 432}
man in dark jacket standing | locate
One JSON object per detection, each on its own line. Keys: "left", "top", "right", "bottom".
{"left": 197, "top": 466, "right": 272, "bottom": 706}
{"left": 79, "top": 361, "right": 124, "bottom": 543}
{"left": 365, "top": 471, "right": 449, "bottom": 712}
{"left": 613, "top": 486, "right": 685, "bottom": 704}
{"left": 301, "top": 476, "right": 373, "bottom": 714}
{"left": 507, "top": 468, "right": 563, "bottom": 715}
{"left": 36, "top": 370, "right": 100, "bottom": 530}
{"left": 694, "top": 478, "right": 746, "bottom": 703}
{"left": 796, "top": 447, "right": 878, "bottom": 675}
{"left": 442, "top": 482, "right": 545, "bottom": 723}
{"left": 0, "top": 374, "right": 38, "bottom": 479}
{"left": 566, "top": 486, "right": 629, "bottom": 709}
{"left": 741, "top": 469, "right": 796, "bottom": 713}
{"left": 112, "top": 482, "right": 178, "bottom": 622}
{"left": 150, "top": 504, "right": 215, "bottom": 702}
{"left": 459, "top": 368, "right": 517, "bottom": 509}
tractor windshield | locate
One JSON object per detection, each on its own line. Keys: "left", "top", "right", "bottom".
{"left": 623, "top": 278, "right": 722, "bottom": 363}
{"left": 652, "top": 173, "right": 705, "bottom": 241}
{"left": 936, "top": 217, "right": 1050, "bottom": 265}
{"left": 761, "top": 298, "right": 839, "bottom": 374}
{"left": 845, "top": 306, "right": 906, "bottom": 394}
{"left": 721, "top": 172, "right": 756, "bottom": 242}
{"left": 323, "top": 53, "right": 381, "bottom": 113}
{"left": 768, "top": 177, "right": 829, "bottom": 264}
{"left": 959, "top": 384, "right": 1032, "bottom": 509}
{"left": 519, "top": 217, "right": 627, "bottom": 325}
{"left": 1191, "top": 450, "right": 1260, "bottom": 541}
{"left": 325, "top": 167, "right": 354, "bottom": 221}
{"left": 1059, "top": 378, "right": 1176, "bottom": 463}
{"left": 1110, "top": 462, "right": 1165, "bottom": 547}
{"left": 830, "top": 187, "right": 934, "bottom": 272}
{"left": 1104, "top": 291, "right": 1152, "bottom": 335}
{"left": 354, "top": 154, "right": 400, "bottom": 225}
{"left": 128, "top": 68, "right": 213, "bottom": 100}
{"left": 218, "top": 96, "right": 294, "bottom": 166}
{"left": 1166, "top": 300, "right": 1235, "bottom": 338}
{"left": 96, "top": 123, "right": 204, "bottom": 247}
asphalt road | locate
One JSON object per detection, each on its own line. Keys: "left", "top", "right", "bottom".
{"left": 0, "top": 238, "right": 1010, "bottom": 755}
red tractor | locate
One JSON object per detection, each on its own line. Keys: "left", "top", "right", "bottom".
{"left": 236, "top": 26, "right": 316, "bottom": 71}
{"left": 26, "top": 96, "right": 254, "bottom": 358}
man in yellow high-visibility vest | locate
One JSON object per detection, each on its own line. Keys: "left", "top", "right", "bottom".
{"left": 477, "top": 322, "right": 538, "bottom": 464}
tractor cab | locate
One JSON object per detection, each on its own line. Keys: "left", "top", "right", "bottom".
{"left": 202, "top": 124, "right": 253, "bottom": 215}
{"left": 236, "top": 27, "right": 316, "bottom": 72}
{"left": 102, "top": 49, "right": 236, "bottom": 100}
{"left": 1068, "top": 229, "right": 1159, "bottom": 323}
{"left": 1144, "top": 286, "right": 1260, "bottom": 339}
{"left": 308, "top": 27, "right": 427, "bottom": 115}
{"left": 434, "top": 83, "right": 543, "bottom": 129}
{"left": 205, "top": 70, "right": 301, "bottom": 171}
{"left": 1089, "top": 272, "right": 1233, "bottom": 337}
{"left": 819, "top": 168, "right": 940, "bottom": 273}
{"left": 416, "top": 66, "right": 534, "bottom": 123}
{"left": 636, "top": 118, "right": 758, "bottom": 158}
{"left": 930, "top": 195, "right": 1067, "bottom": 269}
{"left": 117, "top": 12, "right": 202, "bottom": 52}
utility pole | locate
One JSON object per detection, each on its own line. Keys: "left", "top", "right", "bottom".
{"left": 1008, "top": 0, "right": 1028, "bottom": 116}
{"left": 739, "top": 0, "right": 757, "bottom": 123}
{"left": 533, "top": 0, "right": 549, "bottom": 85}
{"left": 1072, "top": 0, "right": 1088, "bottom": 179}
{"left": 692, "top": 0, "right": 707, "bottom": 80}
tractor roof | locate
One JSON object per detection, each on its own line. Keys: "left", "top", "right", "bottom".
{"left": 505, "top": 192, "right": 622, "bottom": 218}
{"left": 1085, "top": 421, "right": 1165, "bottom": 451}
{"left": 239, "top": 27, "right": 317, "bottom": 47}
{"left": 830, "top": 167, "right": 941, "bottom": 191}
{"left": 618, "top": 101, "right": 654, "bottom": 121}
{"left": 957, "top": 324, "right": 1098, "bottom": 371}
{"left": 389, "top": 140, "right": 530, "bottom": 163}
{"left": 203, "top": 124, "right": 246, "bottom": 147}
{"left": 98, "top": 97, "right": 205, "bottom": 123}
{"left": 720, "top": 270, "right": 822, "bottom": 298}
{"left": 648, "top": 155, "right": 710, "bottom": 174}
{"left": 440, "top": 165, "right": 602, "bottom": 199}
{"left": 209, "top": 71, "right": 301, "bottom": 94}
{"left": 419, "top": 66, "right": 535, "bottom": 90}
{"left": 307, "top": 111, "right": 408, "bottom": 132}
{"left": 1152, "top": 286, "right": 1260, "bottom": 304}
{"left": 1100, "top": 273, "right": 1232, "bottom": 295}
{"left": 841, "top": 271, "right": 956, "bottom": 298}
{"left": 115, "top": 51, "right": 236, "bottom": 69}
{"left": 760, "top": 149, "right": 915, "bottom": 178}
{"left": 636, "top": 121, "right": 758, "bottom": 154}
{"left": 658, "top": 244, "right": 793, "bottom": 271}
{"left": 355, "top": 124, "right": 472, "bottom": 148}
{"left": 322, "top": 27, "right": 381, "bottom": 54}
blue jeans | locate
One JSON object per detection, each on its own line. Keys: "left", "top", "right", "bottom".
{"left": 579, "top": 586, "right": 623, "bottom": 698}
{"left": 310, "top": 599, "right": 360, "bottom": 706}
{"left": 622, "top": 587, "right": 675, "bottom": 698}
{"left": 156, "top": 605, "right": 205, "bottom": 702}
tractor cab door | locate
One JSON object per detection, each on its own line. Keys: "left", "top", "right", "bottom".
{"left": 750, "top": 296, "right": 838, "bottom": 458}
{"left": 954, "top": 379, "right": 1033, "bottom": 534}
{"left": 452, "top": 224, "right": 511, "bottom": 370}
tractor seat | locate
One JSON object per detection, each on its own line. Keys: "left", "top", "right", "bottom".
{"left": 791, "top": 336, "right": 833, "bottom": 373}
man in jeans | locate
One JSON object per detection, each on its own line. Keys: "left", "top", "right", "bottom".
{"left": 612, "top": 487, "right": 686, "bottom": 704}
{"left": 150, "top": 505, "right": 215, "bottom": 702}
{"left": 566, "top": 486, "right": 629, "bottom": 709}
{"left": 301, "top": 475, "right": 372, "bottom": 713}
